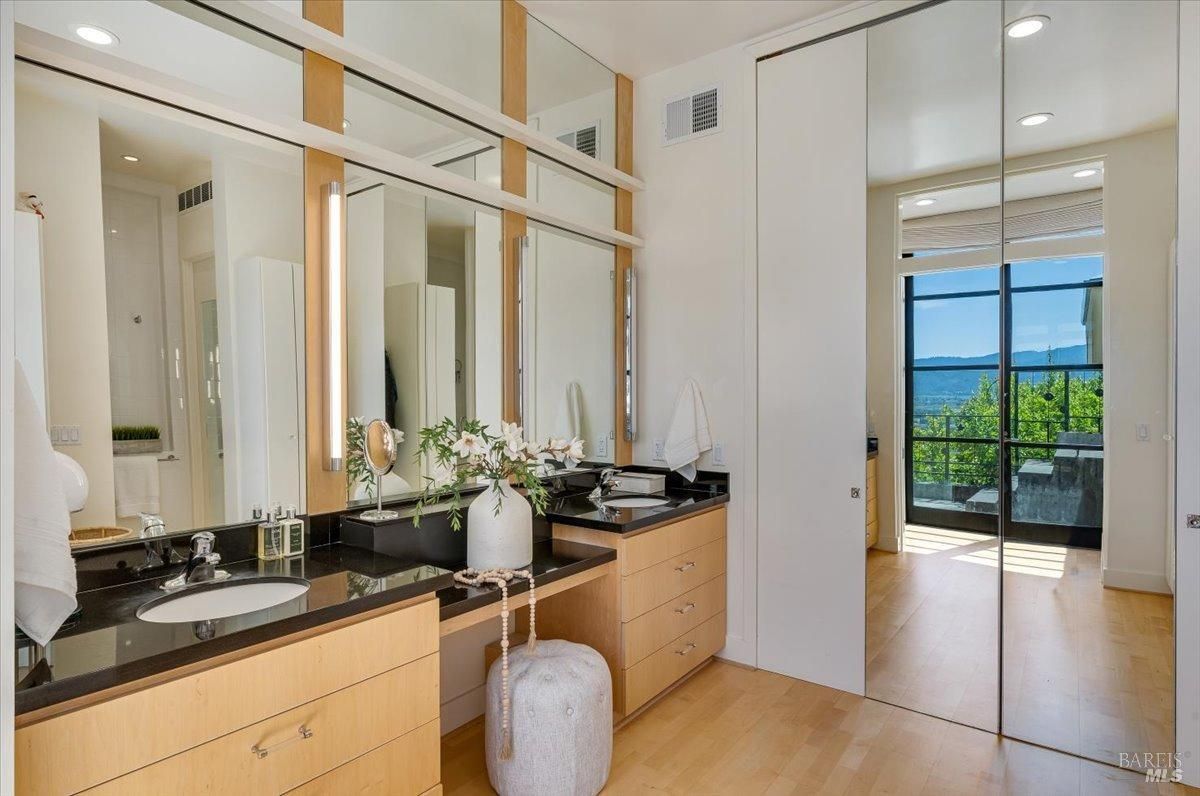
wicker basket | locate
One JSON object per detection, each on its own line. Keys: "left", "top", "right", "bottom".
{"left": 68, "top": 526, "right": 133, "bottom": 548}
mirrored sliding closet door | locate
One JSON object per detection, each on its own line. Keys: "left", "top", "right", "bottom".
{"left": 865, "top": 0, "right": 1003, "bottom": 733}
{"left": 1000, "top": 0, "right": 1178, "bottom": 767}
{"left": 866, "top": 0, "right": 1181, "bottom": 767}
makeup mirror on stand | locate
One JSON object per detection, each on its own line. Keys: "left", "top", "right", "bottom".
{"left": 359, "top": 418, "right": 400, "bottom": 522}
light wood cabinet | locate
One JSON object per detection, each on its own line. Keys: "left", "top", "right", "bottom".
{"left": 16, "top": 597, "right": 441, "bottom": 795}
{"left": 866, "top": 456, "right": 879, "bottom": 548}
{"left": 554, "top": 506, "right": 728, "bottom": 717}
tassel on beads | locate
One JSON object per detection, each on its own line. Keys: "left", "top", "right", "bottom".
{"left": 452, "top": 566, "right": 537, "bottom": 762}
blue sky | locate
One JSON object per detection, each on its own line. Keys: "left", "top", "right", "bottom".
{"left": 911, "top": 256, "right": 1102, "bottom": 359}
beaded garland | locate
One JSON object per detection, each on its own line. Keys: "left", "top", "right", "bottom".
{"left": 452, "top": 567, "right": 537, "bottom": 760}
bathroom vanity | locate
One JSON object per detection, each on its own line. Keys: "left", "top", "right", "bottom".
{"left": 13, "top": 468, "right": 727, "bottom": 794}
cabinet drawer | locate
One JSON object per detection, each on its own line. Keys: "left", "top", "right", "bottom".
{"left": 286, "top": 718, "right": 440, "bottom": 795}
{"left": 85, "top": 653, "right": 439, "bottom": 795}
{"left": 621, "top": 537, "right": 726, "bottom": 622}
{"left": 624, "top": 612, "right": 726, "bottom": 715}
{"left": 623, "top": 574, "right": 726, "bottom": 667}
{"left": 17, "top": 598, "right": 438, "bottom": 795}
{"left": 621, "top": 507, "right": 726, "bottom": 576}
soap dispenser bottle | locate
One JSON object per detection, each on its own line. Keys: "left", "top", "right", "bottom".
{"left": 257, "top": 505, "right": 284, "bottom": 561}
{"left": 282, "top": 505, "right": 305, "bottom": 557}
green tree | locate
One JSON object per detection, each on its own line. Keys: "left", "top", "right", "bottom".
{"left": 913, "top": 371, "right": 1103, "bottom": 494}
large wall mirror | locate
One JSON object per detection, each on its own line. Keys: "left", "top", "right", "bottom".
{"left": 522, "top": 222, "right": 616, "bottom": 462}
{"left": 13, "top": 62, "right": 306, "bottom": 538}
{"left": 345, "top": 161, "right": 503, "bottom": 501}
{"left": 865, "top": 0, "right": 1179, "bottom": 769}
{"left": 527, "top": 12, "right": 616, "bottom": 166}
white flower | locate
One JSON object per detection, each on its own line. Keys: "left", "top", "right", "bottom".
{"left": 500, "top": 421, "right": 524, "bottom": 442}
{"left": 565, "top": 437, "right": 585, "bottom": 464}
{"left": 432, "top": 461, "right": 455, "bottom": 486}
{"left": 524, "top": 439, "right": 546, "bottom": 457}
{"left": 450, "top": 431, "right": 485, "bottom": 459}
{"left": 392, "top": 428, "right": 405, "bottom": 446}
{"left": 547, "top": 438, "right": 569, "bottom": 462}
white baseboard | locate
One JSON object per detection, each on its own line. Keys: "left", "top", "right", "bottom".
{"left": 718, "top": 634, "right": 756, "bottom": 667}
{"left": 1103, "top": 566, "right": 1171, "bottom": 595}
{"left": 874, "top": 535, "right": 900, "bottom": 553}
{"left": 440, "top": 684, "right": 486, "bottom": 735}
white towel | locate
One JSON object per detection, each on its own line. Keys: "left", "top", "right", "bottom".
{"left": 14, "top": 363, "right": 78, "bottom": 646}
{"left": 113, "top": 455, "right": 160, "bottom": 517}
{"left": 664, "top": 378, "right": 712, "bottom": 482}
{"left": 556, "top": 381, "right": 583, "bottom": 439}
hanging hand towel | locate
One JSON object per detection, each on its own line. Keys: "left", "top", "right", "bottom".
{"left": 556, "top": 381, "right": 583, "bottom": 439}
{"left": 14, "top": 363, "right": 78, "bottom": 646}
{"left": 664, "top": 378, "right": 712, "bottom": 482}
{"left": 113, "top": 454, "right": 160, "bottom": 517}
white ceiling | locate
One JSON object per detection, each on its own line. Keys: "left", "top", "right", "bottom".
{"left": 868, "top": 0, "right": 1177, "bottom": 185}
{"left": 521, "top": 0, "right": 852, "bottom": 78}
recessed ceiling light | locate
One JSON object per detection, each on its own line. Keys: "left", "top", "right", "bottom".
{"left": 915, "top": 198, "right": 936, "bottom": 207}
{"left": 122, "top": 154, "right": 139, "bottom": 162}
{"left": 342, "top": 119, "right": 350, "bottom": 130}
{"left": 1006, "top": 15, "right": 1049, "bottom": 39}
{"left": 1018, "top": 112, "right": 1053, "bottom": 127}
{"left": 1072, "top": 168, "right": 1098, "bottom": 178}
{"left": 74, "top": 25, "right": 118, "bottom": 46}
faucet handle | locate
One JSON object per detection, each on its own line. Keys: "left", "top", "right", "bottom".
{"left": 190, "top": 531, "right": 216, "bottom": 557}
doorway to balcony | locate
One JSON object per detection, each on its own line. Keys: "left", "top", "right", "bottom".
{"left": 904, "top": 255, "right": 1104, "bottom": 549}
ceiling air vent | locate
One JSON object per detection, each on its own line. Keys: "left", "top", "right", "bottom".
{"left": 557, "top": 123, "right": 599, "bottom": 159}
{"left": 177, "top": 179, "right": 212, "bottom": 213}
{"left": 662, "top": 85, "right": 722, "bottom": 147}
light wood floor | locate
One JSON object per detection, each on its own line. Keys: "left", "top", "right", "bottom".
{"left": 442, "top": 660, "right": 1193, "bottom": 795}
{"left": 867, "top": 525, "right": 1174, "bottom": 768}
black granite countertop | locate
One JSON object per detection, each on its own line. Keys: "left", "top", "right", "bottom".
{"left": 15, "top": 537, "right": 614, "bottom": 716}
{"left": 543, "top": 474, "right": 730, "bottom": 535}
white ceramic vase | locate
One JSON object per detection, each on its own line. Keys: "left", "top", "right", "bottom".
{"left": 467, "top": 479, "right": 533, "bottom": 570}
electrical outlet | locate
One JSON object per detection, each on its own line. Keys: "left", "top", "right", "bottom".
{"left": 712, "top": 442, "right": 726, "bottom": 467}
{"left": 653, "top": 439, "right": 666, "bottom": 461}
{"left": 1136, "top": 423, "right": 1150, "bottom": 442}
{"left": 597, "top": 437, "right": 608, "bottom": 457}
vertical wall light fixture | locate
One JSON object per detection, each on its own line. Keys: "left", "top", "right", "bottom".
{"left": 516, "top": 234, "right": 529, "bottom": 428}
{"left": 324, "top": 181, "right": 345, "bottom": 471}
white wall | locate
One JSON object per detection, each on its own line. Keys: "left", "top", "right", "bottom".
{"left": 14, "top": 87, "right": 115, "bottom": 528}
{"left": 2, "top": 3, "right": 17, "bottom": 788}
{"left": 633, "top": 43, "right": 749, "bottom": 661}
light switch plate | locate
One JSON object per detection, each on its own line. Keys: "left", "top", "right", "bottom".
{"left": 712, "top": 442, "right": 726, "bottom": 466}
{"left": 50, "top": 425, "right": 81, "bottom": 446}
{"left": 653, "top": 439, "right": 666, "bottom": 461}
{"left": 1136, "top": 423, "right": 1150, "bottom": 442}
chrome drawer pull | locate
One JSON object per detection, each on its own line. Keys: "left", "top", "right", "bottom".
{"left": 251, "top": 724, "right": 314, "bottom": 759}
{"left": 675, "top": 602, "right": 696, "bottom": 614}
{"left": 675, "top": 643, "right": 697, "bottom": 656}
{"left": 675, "top": 561, "right": 696, "bottom": 573}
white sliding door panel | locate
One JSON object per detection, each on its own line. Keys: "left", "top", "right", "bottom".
{"left": 756, "top": 32, "right": 867, "bottom": 695}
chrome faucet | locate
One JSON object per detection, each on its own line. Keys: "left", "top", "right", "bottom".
{"left": 161, "top": 532, "right": 230, "bottom": 591}
{"left": 588, "top": 468, "right": 622, "bottom": 504}
{"left": 134, "top": 514, "right": 183, "bottom": 575}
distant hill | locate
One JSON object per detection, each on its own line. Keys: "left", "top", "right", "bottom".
{"left": 913, "top": 344, "right": 1092, "bottom": 413}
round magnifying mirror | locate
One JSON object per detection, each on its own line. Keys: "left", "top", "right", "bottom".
{"left": 359, "top": 418, "right": 400, "bottom": 522}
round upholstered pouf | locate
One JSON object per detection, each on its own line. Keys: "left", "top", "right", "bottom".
{"left": 485, "top": 639, "right": 613, "bottom": 796}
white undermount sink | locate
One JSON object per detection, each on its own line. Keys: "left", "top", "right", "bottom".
{"left": 603, "top": 496, "right": 671, "bottom": 508}
{"left": 137, "top": 577, "right": 310, "bottom": 624}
